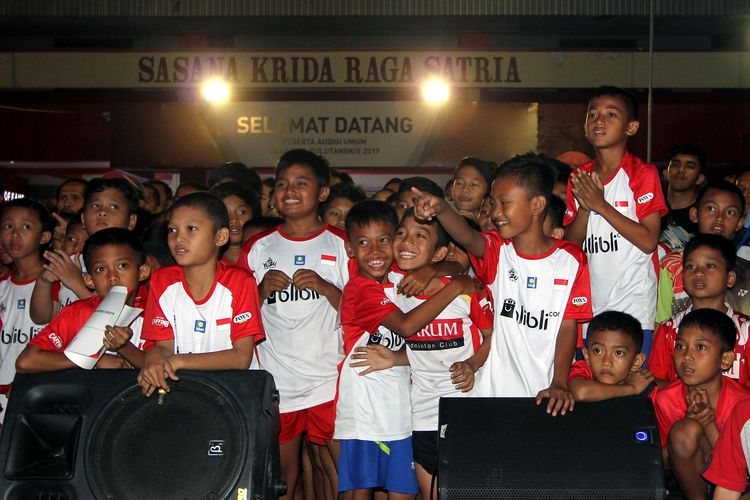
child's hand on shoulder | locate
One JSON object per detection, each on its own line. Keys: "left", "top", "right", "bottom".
{"left": 451, "top": 274, "right": 485, "bottom": 295}
{"left": 398, "top": 266, "right": 436, "bottom": 296}
{"left": 625, "top": 368, "right": 654, "bottom": 394}
{"left": 412, "top": 187, "right": 447, "bottom": 221}
{"left": 349, "top": 344, "right": 396, "bottom": 376}
{"left": 259, "top": 270, "right": 292, "bottom": 297}
{"left": 450, "top": 360, "right": 475, "bottom": 392}
{"left": 570, "top": 170, "right": 605, "bottom": 213}
{"left": 103, "top": 325, "right": 133, "bottom": 351}
{"left": 536, "top": 384, "right": 575, "bottom": 417}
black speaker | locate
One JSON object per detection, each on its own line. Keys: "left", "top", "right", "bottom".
{"left": 438, "top": 397, "right": 664, "bottom": 499}
{"left": 0, "top": 369, "right": 285, "bottom": 500}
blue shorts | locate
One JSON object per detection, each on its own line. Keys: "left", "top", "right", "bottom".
{"left": 338, "top": 437, "right": 419, "bottom": 494}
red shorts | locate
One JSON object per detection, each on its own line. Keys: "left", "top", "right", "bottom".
{"left": 279, "top": 400, "right": 336, "bottom": 446}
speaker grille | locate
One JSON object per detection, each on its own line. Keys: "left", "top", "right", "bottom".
{"left": 85, "top": 378, "right": 247, "bottom": 500}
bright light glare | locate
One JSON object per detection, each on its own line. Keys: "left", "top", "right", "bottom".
{"left": 201, "top": 79, "right": 230, "bottom": 103}
{"left": 422, "top": 79, "right": 450, "bottom": 104}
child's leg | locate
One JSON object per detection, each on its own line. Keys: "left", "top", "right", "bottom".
{"left": 415, "top": 464, "right": 436, "bottom": 500}
{"left": 301, "top": 438, "right": 315, "bottom": 500}
{"left": 668, "top": 418, "right": 712, "bottom": 499}
{"left": 320, "top": 440, "right": 339, "bottom": 498}
{"left": 338, "top": 488, "right": 372, "bottom": 500}
{"left": 307, "top": 441, "right": 328, "bottom": 499}
{"left": 411, "top": 431, "right": 439, "bottom": 500}
{"left": 280, "top": 433, "right": 303, "bottom": 500}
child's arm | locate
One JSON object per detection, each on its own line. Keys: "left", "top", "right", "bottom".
{"left": 712, "top": 487, "right": 741, "bottom": 500}
{"left": 570, "top": 170, "right": 661, "bottom": 254}
{"left": 30, "top": 272, "right": 60, "bottom": 324}
{"left": 16, "top": 344, "right": 78, "bottom": 373}
{"left": 168, "top": 336, "right": 254, "bottom": 372}
{"left": 43, "top": 249, "right": 92, "bottom": 300}
{"left": 381, "top": 275, "right": 483, "bottom": 337}
{"left": 257, "top": 269, "right": 292, "bottom": 302}
{"left": 412, "top": 188, "right": 486, "bottom": 257}
{"left": 535, "top": 318, "right": 578, "bottom": 416}
{"left": 292, "top": 269, "right": 342, "bottom": 309}
{"left": 103, "top": 325, "right": 145, "bottom": 369}
{"left": 138, "top": 340, "right": 178, "bottom": 395}
{"left": 397, "top": 260, "right": 464, "bottom": 297}
{"left": 450, "top": 327, "right": 492, "bottom": 392}
{"left": 349, "top": 344, "right": 409, "bottom": 375}
{"left": 570, "top": 368, "right": 654, "bottom": 402}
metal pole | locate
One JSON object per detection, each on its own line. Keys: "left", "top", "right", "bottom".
{"left": 647, "top": 0, "right": 655, "bottom": 162}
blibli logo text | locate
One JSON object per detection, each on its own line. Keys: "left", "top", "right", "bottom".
{"left": 267, "top": 284, "right": 321, "bottom": 304}
{"left": 499, "top": 298, "right": 558, "bottom": 331}
{"left": 583, "top": 232, "right": 620, "bottom": 254}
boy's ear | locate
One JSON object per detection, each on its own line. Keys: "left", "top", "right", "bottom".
{"left": 721, "top": 350, "right": 736, "bottom": 371}
{"left": 39, "top": 230, "right": 52, "bottom": 245}
{"left": 531, "top": 195, "right": 547, "bottom": 217}
{"left": 727, "top": 270, "right": 737, "bottom": 289}
{"left": 215, "top": 227, "right": 230, "bottom": 247}
{"left": 82, "top": 273, "right": 95, "bottom": 290}
{"left": 581, "top": 347, "right": 590, "bottom": 364}
{"left": 550, "top": 227, "right": 565, "bottom": 240}
{"left": 318, "top": 186, "right": 331, "bottom": 204}
{"left": 688, "top": 206, "right": 698, "bottom": 223}
{"left": 431, "top": 245, "right": 449, "bottom": 264}
{"left": 695, "top": 173, "right": 706, "bottom": 187}
{"left": 626, "top": 120, "right": 640, "bottom": 137}
{"left": 344, "top": 240, "right": 354, "bottom": 258}
{"left": 127, "top": 213, "right": 137, "bottom": 231}
{"left": 138, "top": 262, "right": 151, "bottom": 283}
{"left": 735, "top": 215, "right": 745, "bottom": 234}
{"left": 631, "top": 352, "right": 646, "bottom": 371}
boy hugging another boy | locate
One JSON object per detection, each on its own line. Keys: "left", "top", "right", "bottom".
{"left": 568, "top": 310, "right": 655, "bottom": 401}
{"left": 337, "top": 200, "right": 481, "bottom": 499}
{"left": 16, "top": 228, "right": 151, "bottom": 373}
{"left": 565, "top": 86, "right": 668, "bottom": 359}
{"left": 138, "top": 192, "right": 265, "bottom": 395}
{"left": 655, "top": 308, "right": 750, "bottom": 499}
{"left": 414, "top": 153, "right": 592, "bottom": 416}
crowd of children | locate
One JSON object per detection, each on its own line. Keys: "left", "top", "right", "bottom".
{"left": 1, "top": 85, "right": 750, "bottom": 499}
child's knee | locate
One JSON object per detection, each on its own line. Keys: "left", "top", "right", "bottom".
{"left": 668, "top": 418, "right": 704, "bottom": 457}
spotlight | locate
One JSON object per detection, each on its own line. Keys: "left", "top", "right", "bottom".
{"left": 422, "top": 78, "right": 450, "bottom": 104}
{"left": 201, "top": 78, "right": 230, "bottom": 103}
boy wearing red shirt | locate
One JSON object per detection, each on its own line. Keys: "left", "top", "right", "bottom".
{"left": 702, "top": 398, "right": 750, "bottom": 498}
{"left": 655, "top": 308, "right": 750, "bottom": 499}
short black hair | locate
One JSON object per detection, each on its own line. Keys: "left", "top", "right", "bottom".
{"left": 262, "top": 177, "right": 275, "bottom": 189}
{"left": 549, "top": 158, "right": 573, "bottom": 184}
{"left": 679, "top": 308, "right": 737, "bottom": 353}
{"left": 141, "top": 221, "right": 176, "bottom": 268}
{"left": 590, "top": 85, "right": 638, "bottom": 121}
{"left": 331, "top": 170, "right": 354, "bottom": 185}
{"left": 210, "top": 181, "right": 262, "bottom": 221}
{"left": 66, "top": 215, "right": 84, "bottom": 232}
{"left": 321, "top": 183, "right": 368, "bottom": 217}
{"left": 276, "top": 149, "right": 331, "bottom": 188}
{"left": 401, "top": 208, "right": 449, "bottom": 250}
{"left": 146, "top": 179, "right": 173, "bottom": 200}
{"left": 345, "top": 200, "right": 398, "bottom": 238}
{"left": 455, "top": 157, "right": 496, "bottom": 195}
{"left": 243, "top": 216, "right": 283, "bottom": 234}
{"left": 545, "top": 195, "right": 566, "bottom": 229}
{"left": 695, "top": 180, "right": 745, "bottom": 217}
{"left": 176, "top": 181, "right": 208, "bottom": 195}
{"left": 493, "top": 153, "right": 557, "bottom": 216}
{"left": 668, "top": 144, "right": 706, "bottom": 172}
{"left": 397, "top": 177, "right": 445, "bottom": 199}
{"left": 683, "top": 233, "right": 737, "bottom": 270}
{"left": 169, "top": 191, "right": 229, "bottom": 233}
{"left": 383, "top": 177, "right": 402, "bottom": 189}
{"left": 208, "top": 162, "right": 262, "bottom": 194}
{"left": 84, "top": 177, "right": 141, "bottom": 215}
{"left": 82, "top": 227, "right": 145, "bottom": 271}
{"left": 57, "top": 178, "right": 88, "bottom": 198}
{"left": 143, "top": 183, "right": 161, "bottom": 208}
{"left": 587, "top": 310, "right": 644, "bottom": 352}
{"left": 1, "top": 198, "right": 54, "bottom": 235}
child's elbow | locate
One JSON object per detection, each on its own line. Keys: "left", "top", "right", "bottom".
{"left": 15, "top": 351, "right": 35, "bottom": 374}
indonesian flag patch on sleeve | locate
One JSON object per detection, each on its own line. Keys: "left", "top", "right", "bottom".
{"left": 320, "top": 254, "right": 337, "bottom": 266}
{"left": 553, "top": 278, "right": 568, "bottom": 290}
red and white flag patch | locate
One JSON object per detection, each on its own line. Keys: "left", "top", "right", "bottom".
{"left": 321, "top": 254, "right": 337, "bottom": 266}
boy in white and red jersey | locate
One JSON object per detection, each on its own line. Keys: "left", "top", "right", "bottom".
{"left": 338, "top": 200, "right": 482, "bottom": 499}
{"left": 138, "top": 192, "right": 264, "bottom": 395}
{"left": 702, "top": 398, "right": 750, "bottom": 498}
{"left": 414, "top": 153, "right": 593, "bottom": 416}
{"left": 650, "top": 234, "right": 750, "bottom": 387}
{"left": 654, "top": 309, "right": 750, "bottom": 499}
{"left": 0, "top": 199, "right": 55, "bottom": 417}
{"left": 565, "top": 86, "right": 668, "bottom": 359}
{"left": 16, "top": 228, "right": 150, "bottom": 372}
{"left": 240, "top": 149, "right": 348, "bottom": 499}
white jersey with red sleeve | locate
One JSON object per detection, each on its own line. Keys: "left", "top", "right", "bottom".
{"left": 141, "top": 261, "right": 265, "bottom": 354}
{"left": 563, "top": 151, "right": 668, "bottom": 329}
{"left": 240, "top": 225, "right": 349, "bottom": 413}
{"left": 703, "top": 398, "right": 750, "bottom": 493}
{"left": 648, "top": 304, "right": 750, "bottom": 385}
{"left": 0, "top": 275, "right": 49, "bottom": 418}
{"left": 469, "top": 233, "right": 592, "bottom": 397}
{"left": 335, "top": 272, "right": 411, "bottom": 441}
{"left": 394, "top": 276, "right": 493, "bottom": 431}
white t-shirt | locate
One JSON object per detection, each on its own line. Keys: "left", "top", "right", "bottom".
{"left": 335, "top": 272, "right": 411, "bottom": 441}
{"left": 469, "top": 234, "right": 592, "bottom": 397}
{"left": 141, "top": 261, "right": 265, "bottom": 354}
{"left": 395, "top": 276, "right": 493, "bottom": 431}
{"left": 564, "top": 151, "right": 668, "bottom": 329}
{"left": 241, "top": 225, "right": 349, "bottom": 413}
